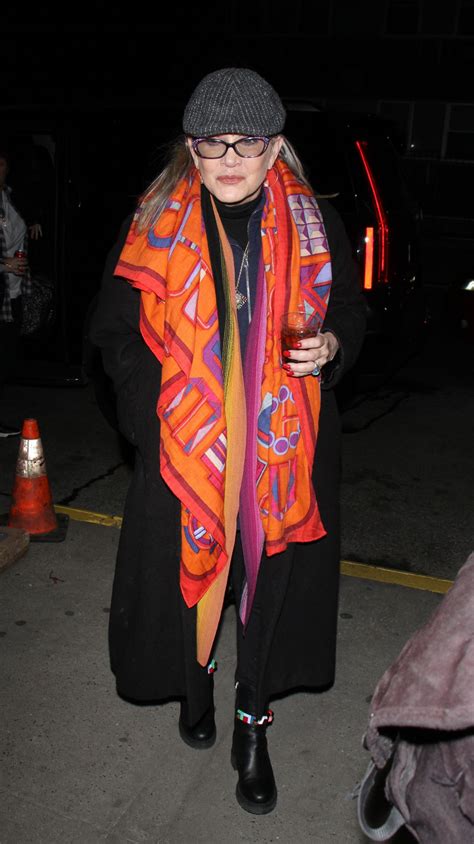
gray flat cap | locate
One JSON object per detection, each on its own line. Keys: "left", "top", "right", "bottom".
{"left": 183, "top": 68, "right": 286, "bottom": 137}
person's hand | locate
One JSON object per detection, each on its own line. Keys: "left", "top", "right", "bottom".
{"left": 5, "top": 255, "right": 28, "bottom": 275}
{"left": 29, "top": 223, "right": 43, "bottom": 239}
{"left": 282, "top": 331, "right": 340, "bottom": 377}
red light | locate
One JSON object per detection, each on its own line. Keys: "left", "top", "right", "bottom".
{"left": 356, "top": 141, "right": 389, "bottom": 283}
{"left": 364, "top": 227, "right": 374, "bottom": 290}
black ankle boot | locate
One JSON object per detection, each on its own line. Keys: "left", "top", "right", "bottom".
{"left": 231, "top": 711, "right": 277, "bottom": 814}
{"left": 179, "top": 700, "right": 216, "bottom": 749}
{"left": 179, "top": 661, "right": 217, "bottom": 749}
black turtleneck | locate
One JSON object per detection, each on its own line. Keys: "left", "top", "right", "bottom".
{"left": 213, "top": 192, "right": 263, "bottom": 250}
{"left": 202, "top": 186, "right": 265, "bottom": 355}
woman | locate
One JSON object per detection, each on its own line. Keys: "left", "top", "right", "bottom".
{"left": 0, "top": 148, "right": 41, "bottom": 437}
{"left": 90, "top": 67, "right": 366, "bottom": 815}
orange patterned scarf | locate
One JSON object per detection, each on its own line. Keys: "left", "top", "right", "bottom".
{"left": 115, "top": 159, "right": 332, "bottom": 665}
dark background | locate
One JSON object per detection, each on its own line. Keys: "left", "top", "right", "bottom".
{"left": 2, "top": 0, "right": 473, "bottom": 372}
{"left": 4, "top": 0, "right": 474, "bottom": 235}
{"left": 2, "top": 13, "right": 473, "bottom": 839}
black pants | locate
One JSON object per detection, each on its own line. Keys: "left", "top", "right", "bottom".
{"left": 183, "top": 532, "right": 297, "bottom": 725}
{"left": 230, "top": 533, "right": 295, "bottom": 716}
{"left": 186, "top": 536, "right": 295, "bottom": 723}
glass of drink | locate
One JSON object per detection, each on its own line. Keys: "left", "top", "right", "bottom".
{"left": 281, "top": 311, "right": 321, "bottom": 361}
{"left": 14, "top": 249, "right": 27, "bottom": 275}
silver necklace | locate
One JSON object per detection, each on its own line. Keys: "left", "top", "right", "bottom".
{"left": 235, "top": 242, "right": 249, "bottom": 310}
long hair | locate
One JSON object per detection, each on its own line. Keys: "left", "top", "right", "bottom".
{"left": 136, "top": 136, "right": 313, "bottom": 233}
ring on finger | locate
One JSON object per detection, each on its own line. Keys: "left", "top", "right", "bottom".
{"left": 311, "top": 362, "right": 321, "bottom": 377}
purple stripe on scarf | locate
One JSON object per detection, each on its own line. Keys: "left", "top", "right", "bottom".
{"left": 239, "top": 257, "right": 267, "bottom": 625}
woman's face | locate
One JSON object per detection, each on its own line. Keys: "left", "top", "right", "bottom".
{"left": 188, "top": 134, "right": 283, "bottom": 205}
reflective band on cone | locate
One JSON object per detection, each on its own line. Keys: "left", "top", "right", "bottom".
{"left": 8, "top": 419, "right": 59, "bottom": 536}
{"left": 14, "top": 438, "right": 47, "bottom": 478}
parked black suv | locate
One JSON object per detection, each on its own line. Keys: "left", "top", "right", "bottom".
{"left": 2, "top": 101, "right": 425, "bottom": 394}
{"left": 285, "top": 104, "right": 425, "bottom": 378}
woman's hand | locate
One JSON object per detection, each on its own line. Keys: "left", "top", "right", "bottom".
{"left": 282, "top": 331, "right": 340, "bottom": 377}
{"left": 5, "top": 255, "right": 28, "bottom": 275}
{"left": 29, "top": 223, "right": 43, "bottom": 240}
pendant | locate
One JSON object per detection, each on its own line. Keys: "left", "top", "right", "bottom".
{"left": 236, "top": 290, "right": 248, "bottom": 310}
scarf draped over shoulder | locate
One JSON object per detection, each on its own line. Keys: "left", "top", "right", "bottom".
{"left": 115, "top": 159, "right": 333, "bottom": 665}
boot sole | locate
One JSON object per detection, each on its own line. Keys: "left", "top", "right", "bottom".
{"left": 178, "top": 720, "right": 216, "bottom": 750}
{"left": 231, "top": 753, "right": 277, "bottom": 815}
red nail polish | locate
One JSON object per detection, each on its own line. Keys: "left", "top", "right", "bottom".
{"left": 283, "top": 350, "right": 291, "bottom": 358}
{"left": 283, "top": 364, "right": 292, "bottom": 372}
{"left": 295, "top": 342, "right": 302, "bottom": 348}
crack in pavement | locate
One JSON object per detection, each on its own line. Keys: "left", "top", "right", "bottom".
{"left": 57, "top": 461, "right": 126, "bottom": 506}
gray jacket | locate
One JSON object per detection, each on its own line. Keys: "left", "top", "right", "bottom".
{"left": 359, "top": 551, "right": 474, "bottom": 842}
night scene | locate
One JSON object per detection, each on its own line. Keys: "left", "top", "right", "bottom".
{"left": 1, "top": 2, "right": 473, "bottom": 841}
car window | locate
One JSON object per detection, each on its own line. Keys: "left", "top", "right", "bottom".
{"left": 353, "top": 135, "right": 416, "bottom": 216}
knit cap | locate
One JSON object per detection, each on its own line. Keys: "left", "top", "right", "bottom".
{"left": 182, "top": 68, "right": 286, "bottom": 137}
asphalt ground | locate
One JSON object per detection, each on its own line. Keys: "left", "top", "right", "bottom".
{"left": 1, "top": 516, "right": 442, "bottom": 844}
{"left": 1, "top": 241, "right": 472, "bottom": 841}
{"left": 1, "top": 335, "right": 471, "bottom": 842}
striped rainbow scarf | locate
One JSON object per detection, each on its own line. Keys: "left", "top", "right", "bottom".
{"left": 115, "top": 160, "right": 332, "bottom": 665}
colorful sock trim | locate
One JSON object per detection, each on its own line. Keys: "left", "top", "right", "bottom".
{"left": 207, "top": 658, "right": 218, "bottom": 675}
{"left": 235, "top": 708, "right": 274, "bottom": 726}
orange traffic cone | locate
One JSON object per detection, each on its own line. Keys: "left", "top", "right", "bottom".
{"left": 8, "top": 419, "right": 68, "bottom": 541}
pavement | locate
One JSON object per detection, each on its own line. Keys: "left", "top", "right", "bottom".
{"left": 1, "top": 261, "right": 472, "bottom": 841}
{"left": 1, "top": 515, "right": 442, "bottom": 844}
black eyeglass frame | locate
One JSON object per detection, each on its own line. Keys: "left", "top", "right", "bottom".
{"left": 190, "top": 135, "right": 273, "bottom": 159}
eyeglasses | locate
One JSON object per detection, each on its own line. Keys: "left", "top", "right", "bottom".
{"left": 191, "top": 136, "right": 272, "bottom": 159}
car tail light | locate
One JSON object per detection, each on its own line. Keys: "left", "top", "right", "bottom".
{"left": 356, "top": 140, "right": 389, "bottom": 285}
{"left": 364, "top": 227, "right": 374, "bottom": 290}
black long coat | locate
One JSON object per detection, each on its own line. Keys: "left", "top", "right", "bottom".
{"left": 90, "top": 198, "right": 366, "bottom": 721}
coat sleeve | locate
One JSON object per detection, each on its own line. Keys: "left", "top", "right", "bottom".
{"left": 318, "top": 199, "right": 368, "bottom": 388}
{"left": 89, "top": 218, "right": 162, "bottom": 450}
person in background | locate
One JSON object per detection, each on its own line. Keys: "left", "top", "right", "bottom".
{"left": 0, "top": 148, "right": 42, "bottom": 437}
{"left": 91, "top": 68, "right": 366, "bottom": 815}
